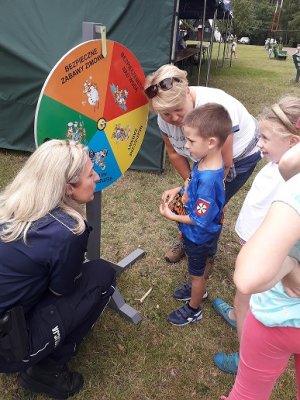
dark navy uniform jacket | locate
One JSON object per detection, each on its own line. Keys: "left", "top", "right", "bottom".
{"left": 0, "top": 208, "right": 90, "bottom": 315}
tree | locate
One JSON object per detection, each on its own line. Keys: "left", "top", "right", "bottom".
{"left": 251, "top": 0, "right": 275, "bottom": 44}
{"left": 216, "top": 0, "right": 299, "bottom": 45}
{"left": 280, "top": 0, "right": 300, "bottom": 45}
{"left": 231, "top": 0, "right": 257, "bottom": 37}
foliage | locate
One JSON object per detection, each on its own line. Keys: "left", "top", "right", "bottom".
{"left": 217, "top": 0, "right": 300, "bottom": 46}
{"left": 250, "top": 0, "right": 275, "bottom": 44}
{"left": 180, "top": 19, "right": 195, "bottom": 32}
{"left": 288, "top": 11, "right": 300, "bottom": 34}
{"left": 231, "top": 0, "right": 257, "bottom": 38}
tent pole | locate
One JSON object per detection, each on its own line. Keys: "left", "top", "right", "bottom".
{"left": 205, "top": 8, "right": 217, "bottom": 86}
{"left": 229, "top": 17, "right": 234, "bottom": 67}
{"left": 228, "top": 15, "right": 233, "bottom": 62}
{"left": 216, "top": 11, "right": 225, "bottom": 67}
{"left": 197, "top": 0, "right": 207, "bottom": 85}
{"left": 170, "top": 0, "right": 180, "bottom": 64}
{"left": 221, "top": 12, "right": 230, "bottom": 67}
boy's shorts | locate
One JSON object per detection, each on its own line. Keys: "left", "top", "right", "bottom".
{"left": 182, "top": 236, "right": 216, "bottom": 277}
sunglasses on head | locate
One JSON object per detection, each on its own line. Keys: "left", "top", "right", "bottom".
{"left": 144, "top": 77, "right": 181, "bottom": 99}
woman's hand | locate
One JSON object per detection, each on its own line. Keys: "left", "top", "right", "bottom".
{"left": 161, "top": 187, "right": 181, "bottom": 204}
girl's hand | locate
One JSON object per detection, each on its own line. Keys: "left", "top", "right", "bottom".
{"left": 161, "top": 187, "right": 181, "bottom": 204}
{"left": 279, "top": 140, "right": 300, "bottom": 181}
{"left": 282, "top": 258, "right": 300, "bottom": 298}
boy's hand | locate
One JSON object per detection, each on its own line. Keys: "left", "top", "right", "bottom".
{"left": 161, "top": 187, "right": 181, "bottom": 204}
{"left": 160, "top": 202, "right": 176, "bottom": 220}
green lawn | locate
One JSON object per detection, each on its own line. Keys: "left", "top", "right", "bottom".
{"left": 0, "top": 44, "right": 299, "bottom": 399}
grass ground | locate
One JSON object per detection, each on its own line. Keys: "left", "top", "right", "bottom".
{"left": 0, "top": 44, "right": 299, "bottom": 399}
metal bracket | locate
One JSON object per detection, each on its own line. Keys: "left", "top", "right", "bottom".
{"left": 95, "top": 25, "right": 107, "bottom": 57}
{"left": 82, "top": 22, "right": 107, "bottom": 57}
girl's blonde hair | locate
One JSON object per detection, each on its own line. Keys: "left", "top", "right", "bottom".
{"left": 0, "top": 139, "right": 89, "bottom": 242}
{"left": 144, "top": 64, "right": 189, "bottom": 112}
{"left": 259, "top": 96, "right": 300, "bottom": 139}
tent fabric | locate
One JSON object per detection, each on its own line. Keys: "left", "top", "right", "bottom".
{"left": 179, "top": 0, "right": 232, "bottom": 19}
{"left": 0, "top": 0, "right": 227, "bottom": 172}
{"left": 0, "top": 0, "right": 175, "bottom": 172}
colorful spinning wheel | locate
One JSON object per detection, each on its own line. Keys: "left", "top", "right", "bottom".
{"left": 35, "top": 39, "right": 149, "bottom": 191}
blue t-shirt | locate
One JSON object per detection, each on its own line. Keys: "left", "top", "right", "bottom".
{"left": 179, "top": 163, "right": 225, "bottom": 244}
{"left": 0, "top": 208, "right": 90, "bottom": 314}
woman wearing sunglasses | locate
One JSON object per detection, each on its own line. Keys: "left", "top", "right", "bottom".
{"left": 144, "top": 64, "right": 261, "bottom": 264}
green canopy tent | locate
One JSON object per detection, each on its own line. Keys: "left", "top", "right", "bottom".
{"left": 0, "top": 0, "right": 231, "bottom": 173}
{"left": 0, "top": 0, "right": 177, "bottom": 172}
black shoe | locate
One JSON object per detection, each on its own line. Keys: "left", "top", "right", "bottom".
{"left": 18, "top": 363, "right": 83, "bottom": 399}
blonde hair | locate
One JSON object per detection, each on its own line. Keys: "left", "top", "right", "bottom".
{"left": 0, "top": 139, "right": 89, "bottom": 242}
{"left": 259, "top": 96, "right": 300, "bottom": 139}
{"left": 144, "top": 64, "right": 189, "bottom": 112}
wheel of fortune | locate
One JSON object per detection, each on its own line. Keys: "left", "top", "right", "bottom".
{"left": 35, "top": 39, "right": 149, "bottom": 192}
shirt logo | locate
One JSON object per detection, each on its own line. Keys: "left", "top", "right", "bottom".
{"left": 195, "top": 199, "right": 210, "bottom": 216}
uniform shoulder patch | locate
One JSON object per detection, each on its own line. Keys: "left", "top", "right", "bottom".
{"left": 195, "top": 199, "right": 210, "bottom": 216}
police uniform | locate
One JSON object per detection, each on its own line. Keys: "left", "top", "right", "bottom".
{"left": 0, "top": 208, "right": 116, "bottom": 372}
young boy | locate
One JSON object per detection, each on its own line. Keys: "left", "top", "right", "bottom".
{"left": 159, "top": 103, "right": 232, "bottom": 326}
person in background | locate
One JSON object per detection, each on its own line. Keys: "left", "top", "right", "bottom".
{"left": 159, "top": 103, "right": 231, "bottom": 326}
{"left": 213, "top": 96, "right": 300, "bottom": 374}
{"left": 231, "top": 37, "right": 237, "bottom": 59}
{"left": 0, "top": 139, "right": 116, "bottom": 399}
{"left": 292, "top": 44, "right": 300, "bottom": 83}
{"left": 144, "top": 64, "right": 261, "bottom": 265}
{"left": 264, "top": 38, "right": 270, "bottom": 51}
{"left": 221, "top": 141, "right": 300, "bottom": 399}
